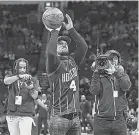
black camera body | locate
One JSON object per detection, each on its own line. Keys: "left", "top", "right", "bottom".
{"left": 25, "top": 78, "right": 33, "bottom": 86}
{"left": 96, "top": 54, "right": 109, "bottom": 70}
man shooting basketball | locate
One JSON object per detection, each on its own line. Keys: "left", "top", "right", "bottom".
{"left": 43, "top": 12, "right": 88, "bottom": 135}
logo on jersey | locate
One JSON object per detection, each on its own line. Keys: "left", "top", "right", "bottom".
{"left": 61, "top": 59, "right": 74, "bottom": 71}
{"left": 62, "top": 67, "right": 77, "bottom": 82}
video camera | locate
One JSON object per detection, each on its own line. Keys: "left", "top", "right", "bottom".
{"left": 96, "top": 54, "right": 109, "bottom": 70}
{"left": 95, "top": 54, "right": 109, "bottom": 74}
{"left": 19, "top": 75, "right": 33, "bottom": 86}
{"left": 25, "top": 78, "right": 33, "bottom": 86}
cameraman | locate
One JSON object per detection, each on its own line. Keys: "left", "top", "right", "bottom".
{"left": 3, "top": 58, "right": 46, "bottom": 135}
{"left": 90, "top": 50, "right": 131, "bottom": 135}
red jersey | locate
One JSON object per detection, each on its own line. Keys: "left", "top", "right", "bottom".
{"left": 46, "top": 28, "right": 88, "bottom": 116}
{"left": 48, "top": 56, "right": 80, "bottom": 115}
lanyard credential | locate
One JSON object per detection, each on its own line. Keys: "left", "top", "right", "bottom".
{"left": 15, "top": 80, "right": 23, "bottom": 105}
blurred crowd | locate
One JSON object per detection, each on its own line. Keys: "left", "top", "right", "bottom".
{"left": 0, "top": 4, "right": 42, "bottom": 70}
{"left": 0, "top": 4, "right": 43, "bottom": 84}
{"left": 0, "top": 1, "right": 138, "bottom": 134}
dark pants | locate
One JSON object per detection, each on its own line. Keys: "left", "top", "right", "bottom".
{"left": 38, "top": 116, "right": 48, "bottom": 135}
{"left": 94, "top": 116, "right": 127, "bottom": 135}
{"left": 82, "top": 114, "right": 93, "bottom": 130}
{"left": 49, "top": 115, "right": 81, "bottom": 135}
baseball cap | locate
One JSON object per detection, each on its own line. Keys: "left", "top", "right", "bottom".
{"left": 58, "top": 36, "right": 71, "bottom": 45}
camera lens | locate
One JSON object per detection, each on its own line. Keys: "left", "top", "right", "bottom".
{"left": 99, "top": 61, "right": 105, "bottom": 66}
{"left": 96, "top": 55, "right": 109, "bottom": 70}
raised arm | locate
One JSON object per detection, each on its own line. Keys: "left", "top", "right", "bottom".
{"left": 4, "top": 73, "right": 32, "bottom": 85}
{"left": 113, "top": 71, "right": 131, "bottom": 91}
{"left": 45, "top": 28, "right": 61, "bottom": 74}
{"left": 63, "top": 14, "right": 88, "bottom": 66}
{"left": 69, "top": 28, "right": 88, "bottom": 66}
{"left": 106, "top": 64, "right": 131, "bottom": 91}
{"left": 4, "top": 75, "right": 19, "bottom": 85}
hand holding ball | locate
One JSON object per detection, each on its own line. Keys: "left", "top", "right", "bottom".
{"left": 42, "top": 7, "right": 64, "bottom": 30}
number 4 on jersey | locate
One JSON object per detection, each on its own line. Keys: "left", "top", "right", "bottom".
{"left": 70, "top": 80, "right": 76, "bottom": 91}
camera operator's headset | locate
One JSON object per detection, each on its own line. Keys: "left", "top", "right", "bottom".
{"left": 105, "top": 50, "right": 121, "bottom": 64}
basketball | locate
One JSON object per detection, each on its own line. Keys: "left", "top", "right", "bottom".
{"left": 42, "top": 7, "right": 64, "bottom": 29}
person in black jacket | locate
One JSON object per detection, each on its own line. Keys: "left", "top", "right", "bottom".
{"left": 90, "top": 50, "right": 131, "bottom": 135}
